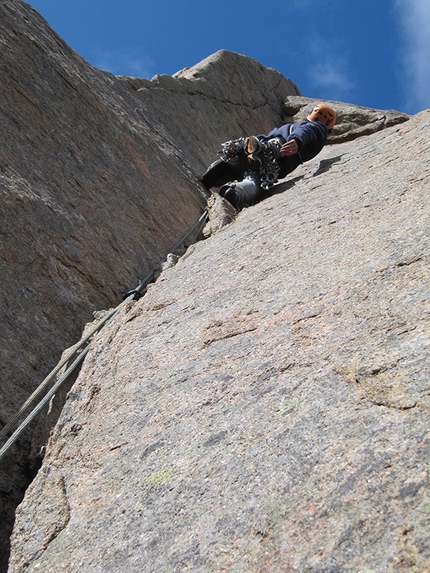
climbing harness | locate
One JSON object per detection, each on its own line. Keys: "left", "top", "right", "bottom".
{"left": 217, "top": 136, "right": 282, "bottom": 190}
{"left": 0, "top": 210, "right": 209, "bottom": 462}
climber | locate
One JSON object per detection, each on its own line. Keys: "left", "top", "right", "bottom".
{"left": 201, "top": 103, "right": 336, "bottom": 210}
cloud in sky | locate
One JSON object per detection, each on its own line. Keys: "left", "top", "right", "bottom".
{"left": 93, "top": 47, "right": 154, "bottom": 79}
{"left": 305, "top": 37, "right": 354, "bottom": 101}
{"left": 395, "top": 0, "right": 430, "bottom": 112}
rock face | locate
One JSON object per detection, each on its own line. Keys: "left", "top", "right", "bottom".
{"left": 1, "top": 0, "right": 424, "bottom": 571}
{"left": 119, "top": 50, "right": 302, "bottom": 173}
{"left": 283, "top": 95, "right": 410, "bottom": 143}
{"left": 0, "top": 1, "right": 300, "bottom": 566}
{"left": 8, "top": 106, "right": 430, "bottom": 571}
{"left": 0, "top": 1, "right": 202, "bottom": 565}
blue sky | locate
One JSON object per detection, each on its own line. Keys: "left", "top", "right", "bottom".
{"left": 26, "top": 0, "right": 430, "bottom": 115}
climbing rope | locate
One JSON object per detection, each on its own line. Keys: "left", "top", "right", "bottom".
{"left": 0, "top": 210, "right": 209, "bottom": 462}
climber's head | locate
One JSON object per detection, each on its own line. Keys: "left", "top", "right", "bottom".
{"left": 307, "top": 103, "right": 336, "bottom": 130}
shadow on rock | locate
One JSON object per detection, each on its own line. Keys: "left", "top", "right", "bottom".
{"left": 312, "top": 155, "right": 344, "bottom": 177}
{"left": 259, "top": 175, "right": 305, "bottom": 202}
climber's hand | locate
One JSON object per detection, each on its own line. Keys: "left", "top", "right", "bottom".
{"left": 280, "top": 139, "right": 298, "bottom": 156}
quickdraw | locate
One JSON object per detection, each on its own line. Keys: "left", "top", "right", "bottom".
{"left": 217, "top": 136, "right": 282, "bottom": 190}
{"left": 218, "top": 137, "right": 245, "bottom": 165}
{"left": 259, "top": 138, "right": 282, "bottom": 190}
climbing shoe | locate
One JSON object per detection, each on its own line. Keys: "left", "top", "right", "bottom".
{"left": 245, "top": 135, "right": 261, "bottom": 155}
{"left": 245, "top": 135, "right": 262, "bottom": 169}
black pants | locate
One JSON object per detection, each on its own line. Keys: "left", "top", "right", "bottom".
{"left": 201, "top": 153, "right": 249, "bottom": 190}
{"left": 201, "top": 152, "right": 302, "bottom": 191}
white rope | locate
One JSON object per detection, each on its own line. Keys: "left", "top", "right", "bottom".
{"left": 0, "top": 210, "right": 209, "bottom": 462}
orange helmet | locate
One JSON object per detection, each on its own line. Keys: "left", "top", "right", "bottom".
{"left": 307, "top": 103, "right": 336, "bottom": 130}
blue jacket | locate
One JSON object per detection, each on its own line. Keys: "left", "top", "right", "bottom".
{"left": 261, "top": 120, "right": 328, "bottom": 178}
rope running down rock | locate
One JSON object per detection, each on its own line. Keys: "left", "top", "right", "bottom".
{"left": 0, "top": 210, "right": 209, "bottom": 462}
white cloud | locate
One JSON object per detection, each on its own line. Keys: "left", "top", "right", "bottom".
{"left": 93, "top": 47, "right": 154, "bottom": 79}
{"left": 395, "top": 0, "right": 430, "bottom": 112}
{"left": 305, "top": 37, "right": 354, "bottom": 100}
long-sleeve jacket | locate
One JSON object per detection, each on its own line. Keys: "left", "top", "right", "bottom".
{"left": 261, "top": 120, "right": 329, "bottom": 178}
{"left": 201, "top": 120, "right": 329, "bottom": 191}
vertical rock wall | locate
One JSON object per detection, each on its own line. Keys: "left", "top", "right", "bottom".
{"left": 8, "top": 110, "right": 430, "bottom": 572}
{"left": 0, "top": 1, "right": 300, "bottom": 569}
{"left": 0, "top": 1, "right": 416, "bottom": 570}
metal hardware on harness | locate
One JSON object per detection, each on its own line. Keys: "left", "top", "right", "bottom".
{"left": 218, "top": 138, "right": 245, "bottom": 165}
{"left": 217, "top": 136, "right": 282, "bottom": 190}
{"left": 259, "top": 138, "right": 282, "bottom": 190}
